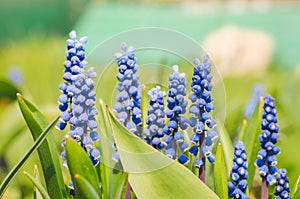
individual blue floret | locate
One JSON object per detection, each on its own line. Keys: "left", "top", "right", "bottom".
{"left": 188, "top": 55, "right": 217, "bottom": 167}
{"left": 113, "top": 43, "right": 142, "bottom": 137}
{"left": 144, "top": 86, "right": 166, "bottom": 149}
{"left": 274, "top": 169, "right": 290, "bottom": 199}
{"left": 57, "top": 30, "right": 100, "bottom": 167}
{"left": 163, "top": 65, "right": 189, "bottom": 162}
{"left": 228, "top": 141, "right": 249, "bottom": 199}
{"left": 255, "top": 95, "right": 280, "bottom": 185}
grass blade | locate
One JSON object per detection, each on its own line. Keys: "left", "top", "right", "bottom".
{"left": 23, "top": 167, "right": 50, "bottom": 199}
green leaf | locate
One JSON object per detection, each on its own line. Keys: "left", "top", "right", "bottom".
{"left": 291, "top": 175, "right": 300, "bottom": 198}
{"left": 17, "top": 93, "right": 67, "bottom": 198}
{"left": 214, "top": 143, "right": 228, "bottom": 199}
{"left": 73, "top": 174, "right": 100, "bottom": 199}
{"left": 237, "top": 119, "right": 248, "bottom": 141}
{"left": 0, "top": 116, "right": 59, "bottom": 198}
{"left": 98, "top": 99, "right": 128, "bottom": 199}
{"left": 105, "top": 104, "right": 219, "bottom": 199}
{"left": 217, "top": 123, "right": 233, "bottom": 177}
{"left": 23, "top": 167, "right": 50, "bottom": 199}
{"left": 65, "top": 137, "right": 101, "bottom": 198}
{"left": 239, "top": 97, "right": 264, "bottom": 190}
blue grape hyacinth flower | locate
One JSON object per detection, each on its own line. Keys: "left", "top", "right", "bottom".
{"left": 255, "top": 95, "right": 280, "bottom": 185}
{"left": 57, "top": 30, "right": 100, "bottom": 166}
{"left": 228, "top": 141, "right": 249, "bottom": 199}
{"left": 145, "top": 86, "right": 166, "bottom": 149}
{"left": 113, "top": 43, "right": 142, "bottom": 137}
{"left": 163, "top": 65, "right": 189, "bottom": 164}
{"left": 188, "top": 55, "right": 217, "bottom": 168}
{"left": 274, "top": 169, "right": 290, "bottom": 199}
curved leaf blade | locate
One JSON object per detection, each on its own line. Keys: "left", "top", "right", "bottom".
{"left": 23, "top": 169, "right": 50, "bottom": 199}
{"left": 214, "top": 143, "right": 228, "bottom": 199}
{"left": 17, "top": 94, "right": 67, "bottom": 198}
{"left": 98, "top": 99, "right": 128, "bottom": 199}
{"left": 0, "top": 116, "right": 59, "bottom": 198}
{"left": 65, "top": 137, "right": 101, "bottom": 198}
{"left": 106, "top": 104, "right": 219, "bottom": 199}
{"left": 240, "top": 97, "right": 264, "bottom": 191}
{"left": 73, "top": 174, "right": 100, "bottom": 199}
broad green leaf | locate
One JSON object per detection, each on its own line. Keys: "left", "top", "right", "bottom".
{"left": 17, "top": 94, "right": 67, "bottom": 198}
{"left": 217, "top": 123, "right": 233, "bottom": 177}
{"left": 240, "top": 97, "right": 264, "bottom": 190}
{"left": 291, "top": 175, "right": 300, "bottom": 198}
{"left": 214, "top": 143, "right": 228, "bottom": 199}
{"left": 106, "top": 104, "right": 219, "bottom": 199}
{"left": 98, "top": 99, "right": 128, "bottom": 199}
{"left": 0, "top": 116, "right": 59, "bottom": 198}
{"left": 65, "top": 137, "right": 101, "bottom": 198}
{"left": 73, "top": 174, "right": 100, "bottom": 199}
{"left": 23, "top": 167, "right": 50, "bottom": 199}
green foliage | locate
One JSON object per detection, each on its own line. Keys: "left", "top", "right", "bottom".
{"left": 23, "top": 168, "right": 50, "bottom": 199}
{"left": 65, "top": 137, "right": 101, "bottom": 198}
{"left": 214, "top": 143, "right": 228, "bottom": 199}
{"left": 17, "top": 94, "right": 67, "bottom": 198}
{"left": 105, "top": 103, "right": 219, "bottom": 199}
{"left": 0, "top": 113, "right": 59, "bottom": 197}
{"left": 238, "top": 97, "right": 264, "bottom": 191}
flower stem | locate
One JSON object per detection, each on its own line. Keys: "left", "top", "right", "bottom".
{"left": 125, "top": 181, "right": 131, "bottom": 199}
{"left": 199, "top": 134, "right": 205, "bottom": 183}
{"left": 261, "top": 178, "right": 268, "bottom": 199}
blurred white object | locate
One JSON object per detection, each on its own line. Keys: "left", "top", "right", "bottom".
{"left": 203, "top": 25, "right": 274, "bottom": 76}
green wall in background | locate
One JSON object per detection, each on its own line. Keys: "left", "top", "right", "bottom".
{"left": 75, "top": 2, "right": 300, "bottom": 70}
{"left": 0, "top": 0, "right": 88, "bottom": 43}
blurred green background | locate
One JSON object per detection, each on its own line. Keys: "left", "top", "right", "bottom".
{"left": 0, "top": 0, "right": 299, "bottom": 198}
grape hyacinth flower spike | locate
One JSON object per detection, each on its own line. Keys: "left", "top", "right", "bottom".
{"left": 255, "top": 95, "right": 280, "bottom": 199}
{"left": 56, "top": 30, "right": 100, "bottom": 167}
{"left": 188, "top": 55, "right": 217, "bottom": 181}
{"left": 113, "top": 43, "right": 142, "bottom": 137}
{"left": 145, "top": 86, "right": 166, "bottom": 149}
{"left": 228, "top": 141, "right": 249, "bottom": 199}
{"left": 163, "top": 65, "right": 189, "bottom": 164}
{"left": 274, "top": 169, "right": 290, "bottom": 199}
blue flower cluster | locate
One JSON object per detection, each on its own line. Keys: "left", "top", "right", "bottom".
{"left": 57, "top": 30, "right": 100, "bottom": 166}
{"left": 274, "top": 169, "right": 290, "bottom": 199}
{"left": 188, "top": 56, "right": 217, "bottom": 168}
{"left": 255, "top": 95, "right": 280, "bottom": 185}
{"left": 243, "top": 84, "right": 265, "bottom": 119}
{"left": 163, "top": 65, "right": 189, "bottom": 163}
{"left": 145, "top": 86, "right": 166, "bottom": 149}
{"left": 113, "top": 43, "right": 142, "bottom": 137}
{"left": 228, "top": 141, "right": 249, "bottom": 199}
